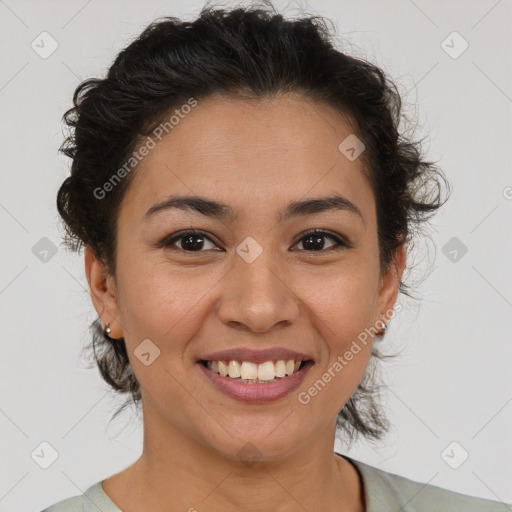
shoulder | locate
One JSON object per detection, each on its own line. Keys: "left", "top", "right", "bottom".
{"left": 342, "top": 455, "right": 512, "bottom": 512}
{"left": 39, "top": 494, "right": 83, "bottom": 512}
{"left": 39, "top": 481, "right": 120, "bottom": 512}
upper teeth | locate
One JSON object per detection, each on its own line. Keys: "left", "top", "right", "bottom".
{"left": 207, "top": 359, "right": 302, "bottom": 380}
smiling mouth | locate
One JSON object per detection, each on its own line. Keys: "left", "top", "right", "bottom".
{"left": 199, "top": 359, "right": 313, "bottom": 383}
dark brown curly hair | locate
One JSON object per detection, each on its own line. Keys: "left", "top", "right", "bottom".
{"left": 56, "top": 1, "right": 450, "bottom": 445}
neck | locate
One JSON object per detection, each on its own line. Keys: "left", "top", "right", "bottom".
{"left": 105, "top": 409, "right": 365, "bottom": 512}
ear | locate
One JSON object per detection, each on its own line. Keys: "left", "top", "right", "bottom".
{"left": 84, "top": 245, "right": 123, "bottom": 339}
{"left": 376, "top": 243, "right": 406, "bottom": 325}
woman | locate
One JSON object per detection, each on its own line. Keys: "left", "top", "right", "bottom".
{"left": 41, "top": 3, "right": 509, "bottom": 511}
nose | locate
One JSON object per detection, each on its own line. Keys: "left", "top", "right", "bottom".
{"left": 215, "top": 253, "right": 300, "bottom": 333}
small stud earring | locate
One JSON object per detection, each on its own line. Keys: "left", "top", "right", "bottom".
{"left": 104, "top": 322, "right": 113, "bottom": 338}
{"left": 377, "top": 319, "right": 388, "bottom": 336}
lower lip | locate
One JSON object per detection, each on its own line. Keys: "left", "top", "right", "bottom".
{"left": 197, "top": 361, "right": 314, "bottom": 403}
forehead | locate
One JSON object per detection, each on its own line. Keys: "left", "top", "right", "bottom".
{"left": 120, "top": 93, "right": 374, "bottom": 225}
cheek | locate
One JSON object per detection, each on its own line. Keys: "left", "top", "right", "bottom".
{"left": 114, "top": 256, "right": 210, "bottom": 410}
{"left": 296, "top": 261, "right": 379, "bottom": 341}
{"left": 292, "top": 262, "right": 377, "bottom": 397}
{"left": 115, "top": 253, "right": 210, "bottom": 361}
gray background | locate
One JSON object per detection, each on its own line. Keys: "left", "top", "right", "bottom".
{"left": 1, "top": 0, "right": 511, "bottom": 510}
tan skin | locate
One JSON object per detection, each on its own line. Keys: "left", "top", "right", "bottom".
{"left": 85, "top": 92, "right": 406, "bottom": 512}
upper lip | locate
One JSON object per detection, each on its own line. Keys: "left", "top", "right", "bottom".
{"left": 198, "top": 347, "right": 314, "bottom": 364}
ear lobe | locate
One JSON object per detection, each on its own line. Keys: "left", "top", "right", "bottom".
{"left": 84, "top": 245, "right": 123, "bottom": 338}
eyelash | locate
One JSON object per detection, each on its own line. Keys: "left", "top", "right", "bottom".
{"left": 160, "top": 228, "right": 350, "bottom": 254}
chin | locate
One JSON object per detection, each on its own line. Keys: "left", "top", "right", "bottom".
{"left": 199, "top": 419, "right": 307, "bottom": 464}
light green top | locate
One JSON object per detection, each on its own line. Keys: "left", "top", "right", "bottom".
{"left": 40, "top": 453, "right": 511, "bottom": 511}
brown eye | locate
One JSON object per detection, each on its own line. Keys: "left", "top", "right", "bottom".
{"left": 159, "top": 228, "right": 349, "bottom": 254}
{"left": 163, "top": 230, "right": 218, "bottom": 252}
{"left": 293, "top": 229, "right": 349, "bottom": 252}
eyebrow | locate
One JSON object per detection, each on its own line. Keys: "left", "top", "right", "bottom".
{"left": 144, "top": 194, "right": 364, "bottom": 225}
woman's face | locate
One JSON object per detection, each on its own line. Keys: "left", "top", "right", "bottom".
{"left": 87, "top": 93, "right": 405, "bottom": 460}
